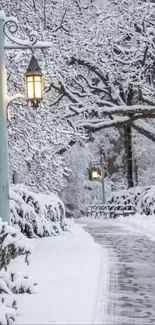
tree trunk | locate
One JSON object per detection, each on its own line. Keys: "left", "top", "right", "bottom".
{"left": 124, "top": 124, "right": 134, "bottom": 188}
{"left": 124, "top": 86, "right": 134, "bottom": 188}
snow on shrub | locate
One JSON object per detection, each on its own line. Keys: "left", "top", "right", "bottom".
{"left": 136, "top": 186, "right": 155, "bottom": 215}
{"left": 0, "top": 185, "right": 68, "bottom": 324}
{"left": 108, "top": 186, "right": 155, "bottom": 215}
{"left": 10, "top": 184, "right": 67, "bottom": 238}
{"left": 0, "top": 219, "right": 35, "bottom": 324}
{"left": 0, "top": 271, "right": 37, "bottom": 294}
{"left": 109, "top": 186, "right": 145, "bottom": 206}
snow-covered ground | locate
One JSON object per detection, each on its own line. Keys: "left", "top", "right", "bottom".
{"left": 7, "top": 213, "right": 155, "bottom": 324}
{"left": 9, "top": 220, "right": 102, "bottom": 324}
{"left": 116, "top": 213, "right": 155, "bottom": 241}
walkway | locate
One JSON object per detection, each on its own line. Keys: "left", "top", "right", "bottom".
{"left": 82, "top": 219, "right": 155, "bottom": 325}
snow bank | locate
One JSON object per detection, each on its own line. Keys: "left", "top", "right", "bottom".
{"left": 116, "top": 213, "right": 155, "bottom": 241}
{"left": 10, "top": 184, "right": 67, "bottom": 238}
{"left": 10, "top": 222, "right": 101, "bottom": 324}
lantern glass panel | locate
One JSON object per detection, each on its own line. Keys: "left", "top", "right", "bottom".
{"left": 92, "top": 170, "right": 101, "bottom": 180}
{"left": 27, "top": 76, "right": 34, "bottom": 99}
{"left": 35, "top": 76, "right": 41, "bottom": 82}
{"left": 34, "top": 76, "right": 42, "bottom": 99}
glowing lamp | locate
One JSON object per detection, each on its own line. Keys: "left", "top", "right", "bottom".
{"left": 25, "top": 55, "right": 44, "bottom": 108}
{"left": 89, "top": 168, "right": 102, "bottom": 181}
{"left": 91, "top": 170, "right": 101, "bottom": 180}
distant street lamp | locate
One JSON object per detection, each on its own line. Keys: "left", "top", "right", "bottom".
{"left": 91, "top": 170, "right": 101, "bottom": 180}
{"left": 0, "top": 10, "right": 51, "bottom": 223}
{"left": 90, "top": 167, "right": 102, "bottom": 181}
{"left": 89, "top": 155, "right": 106, "bottom": 204}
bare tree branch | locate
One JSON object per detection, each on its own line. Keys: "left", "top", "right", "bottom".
{"left": 31, "top": 0, "right": 37, "bottom": 12}
{"left": 52, "top": 7, "right": 69, "bottom": 33}
{"left": 49, "top": 94, "right": 65, "bottom": 107}
{"left": 55, "top": 139, "right": 76, "bottom": 155}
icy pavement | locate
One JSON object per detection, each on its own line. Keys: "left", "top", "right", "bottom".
{"left": 80, "top": 218, "right": 155, "bottom": 325}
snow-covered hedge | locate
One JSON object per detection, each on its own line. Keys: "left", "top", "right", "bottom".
{"left": 0, "top": 184, "right": 68, "bottom": 324}
{"left": 0, "top": 221, "right": 32, "bottom": 271}
{"left": 108, "top": 186, "right": 155, "bottom": 215}
{"left": 10, "top": 184, "right": 67, "bottom": 238}
{"left": 136, "top": 187, "right": 155, "bottom": 215}
{"left": 0, "top": 220, "right": 35, "bottom": 324}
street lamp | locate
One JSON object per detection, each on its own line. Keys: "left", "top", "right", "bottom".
{"left": 90, "top": 167, "right": 102, "bottom": 181}
{"left": 25, "top": 55, "right": 44, "bottom": 108}
{"left": 0, "top": 10, "right": 51, "bottom": 223}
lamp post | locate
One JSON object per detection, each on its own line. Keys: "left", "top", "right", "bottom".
{"left": 0, "top": 10, "right": 51, "bottom": 223}
{"left": 100, "top": 155, "right": 106, "bottom": 204}
{"left": 89, "top": 157, "right": 106, "bottom": 204}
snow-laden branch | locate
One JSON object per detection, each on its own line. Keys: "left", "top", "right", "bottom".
{"left": 52, "top": 7, "right": 69, "bottom": 33}
{"left": 59, "top": 79, "right": 82, "bottom": 104}
{"left": 78, "top": 74, "right": 109, "bottom": 96}
{"left": 76, "top": 113, "right": 155, "bottom": 132}
{"left": 69, "top": 57, "right": 109, "bottom": 88}
{"left": 46, "top": 80, "right": 81, "bottom": 104}
{"left": 54, "top": 139, "right": 76, "bottom": 155}
{"left": 76, "top": 116, "right": 131, "bottom": 131}
{"left": 131, "top": 120, "right": 155, "bottom": 143}
{"left": 102, "top": 104, "right": 155, "bottom": 116}
{"left": 70, "top": 57, "right": 127, "bottom": 106}
{"left": 96, "top": 100, "right": 117, "bottom": 107}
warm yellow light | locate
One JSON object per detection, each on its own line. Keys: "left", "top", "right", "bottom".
{"left": 27, "top": 76, "right": 34, "bottom": 99}
{"left": 34, "top": 76, "right": 42, "bottom": 98}
{"left": 92, "top": 170, "right": 101, "bottom": 180}
{"left": 26, "top": 75, "right": 43, "bottom": 101}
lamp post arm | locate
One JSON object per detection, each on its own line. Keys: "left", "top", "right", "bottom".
{"left": 2, "top": 11, "right": 51, "bottom": 50}
{"left": 4, "top": 41, "right": 51, "bottom": 50}
{"left": 7, "top": 93, "right": 24, "bottom": 106}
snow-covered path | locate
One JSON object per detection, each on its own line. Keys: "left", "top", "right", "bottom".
{"left": 80, "top": 219, "right": 155, "bottom": 325}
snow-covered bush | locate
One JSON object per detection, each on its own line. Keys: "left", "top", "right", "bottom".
{"left": 0, "top": 271, "right": 36, "bottom": 295}
{"left": 136, "top": 187, "right": 155, "bottom": 215}
{"left": 108, "top": 186, "right": 143, "bottom": 207}
{"left": 0, "top": 183, "right": 68, "bottom": 324}
{"left": 0, "top": 219, "right": 34, "bottom": 324}
{"left": 10, "top": 184, "right": 67, "bottom": 238}
{"left": 108, "top": 186, "right": 155, "bottom": 215}
{"left": 0, "top": 221, "right": 32, "bottom": 271}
